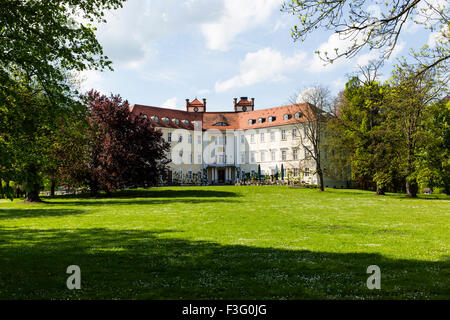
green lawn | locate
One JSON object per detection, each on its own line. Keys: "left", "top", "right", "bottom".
{"left": 0, "top": 186, "right": 448, "bottom": 299}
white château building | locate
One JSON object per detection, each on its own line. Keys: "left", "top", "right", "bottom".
{"left": 130, "top": 97, "right": 346, "bottom": 187}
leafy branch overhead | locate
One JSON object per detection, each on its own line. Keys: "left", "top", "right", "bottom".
{"left": 281, "top": 0, "right": 449, "bottom": 75}
{"left": 0, "top": 0, "right": 126, "bottom": 102}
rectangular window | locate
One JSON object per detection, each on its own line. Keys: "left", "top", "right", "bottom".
{"left": 271, "top": 150, "right": 276, "bottom": 161}
{"left": 260, "top": 132, "right": 265, "bottom": 143}
{"left": 250, "top": 134, "right": 255, "bottom": 143}
{"left": 198, "top": 154, "right": 202, "bottom": 164}
{"left": 167, "top": 132, "right": 172, "bottom": 142}
{"left": 241, "top": 135, "right": 245, "bottom": 144}
{"left": 270, "top": 131, "right": 275, "bottom": 142}
{"left": 293, "top": 168, "right": 299, "bottom": 177}
{"left": 190, "top": 153, "right": 193, "bottom": 164}
{"left": 282, "top": 150, "right": 287, "bottom": 161}
{"left": 188, "top": 170, "right": 192, "bottom": 180}
{"left": 305, "top": 148, "right": 312, "bottom": 160}
{"left": 261, "top": 151, "right": 265, "bottom": 162}
{"left": 188, "top": 134, "right": 192, "bottom": 144}
{"left": 293, "top": 148, "right": 298, "bottom": 160}
{"left": 305, "top": 168, "right": 310, "bottom": 177}
{"left": 281, "top": 130, "right": 286, "bottom": 141}
{"left": 250, "top": 152, "right": 256, "bottom": 163}
{"left": 178, "top": 134, "right": 183, "bottom": 142}
{"left": 197, "top": 135, "right": 202, "bottom": 144}
{"left": 292, "top": 129, "right": 298, "bottom": 139}
{"left": 240, "top": 152, "right": 246, "bottom": 164}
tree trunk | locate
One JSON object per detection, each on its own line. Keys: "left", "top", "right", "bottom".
{"left": 89, "top": 179, "right": 98, "bottom": 197}
{"left": 25, "top": 186, "right": 41, "bottom": 202}
{"left": 406, "top": 180, "right": 418, "bottom": 198}
{"left": 375, "top": 185, "right": 385, "bottom": 195}
{"left": 50, "top": 180, "right": 56, "bottom": 197}
{"left": 317, "top": 167, "right": 324, "bottom": 191}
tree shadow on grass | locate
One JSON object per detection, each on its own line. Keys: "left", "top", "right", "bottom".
{"left": 0, "top": 227, "right": 447, "bottom": 300}
{"left": 46, "top": 188, "right": 241, "bottom": 206}
{"left": 48, "top": 188, "right": 240, "bottom": 200}
{"left": 0, "top": 208, "right": 85, "bottom": 220}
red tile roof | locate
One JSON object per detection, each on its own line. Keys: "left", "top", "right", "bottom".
{"left": 130, "top": 103, "right": 311, "bottom": 131}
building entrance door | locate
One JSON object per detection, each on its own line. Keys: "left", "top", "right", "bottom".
{"left": 218, "top": 169, "right": 225, "bottom": 183}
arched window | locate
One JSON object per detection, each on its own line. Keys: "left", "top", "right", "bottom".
{"left": 183, "top": 119, "right": 190, "bottom": 126}
{"left": 162, "top": 117, "right": 170, "bottom": 124}
{"left": 248, "top": 119, "right": 256, "bottom": 125}
{"left": 268, "top": 116, "right": 276, "bottom": 123}
{"left": 258, "top": 117, "right": 265, "bottom": 124}
{"left": 152, "top": 116, "right": 159, "bottom": 123}
{"left": 173, "top": 118, "right": 180, "bottom": 125}
{"left": 283, "top": 114, "right": 291, "bottom": 121}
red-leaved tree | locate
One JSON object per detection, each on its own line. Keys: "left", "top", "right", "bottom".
{"left": 87, "top": 90, "right": 170, "bottom": 195}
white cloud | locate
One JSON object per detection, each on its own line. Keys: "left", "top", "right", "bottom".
{"left": 215, "top": 47, "right": 307, "bottom": 92}
{"left": 160, "top": 97, "right": 179, "bottom": 109}
{"left": 201, "top": 0, "right": 282, "bottom": 51}
{"left": 198, "top": 89, "right": 210, "bottom": 95}
{"left": 78, "top": 70, "right": 106, "bottom": 93}
{"left": 296, "top": 87, "right": 318, "bottom": 103}
{"left": 308, "top": 33, "right": 360, "bottom": 72}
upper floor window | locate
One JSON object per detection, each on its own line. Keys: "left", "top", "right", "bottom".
{"left": 248, "top": 119, "right": 256, "bottom": 125}
{"left": 250, "top": 134, "right": 255, "bottom": 143}
{"left": 293, "top": 148, "right": 298, "bottom": 160}
{"left": 250, "top": 152, "right": 256, "bottom": 163}
{"left": 178, "top": 134, "right": 183, "bottom": 143}
{"left": 261, "top": 151, "right": 265, "bottom": 162}
{"left": 188, "top": 134, "right": 192, "bottom": 144}
{"left": 258, "top": 118, "right": 265, "bottom": 124}
{"left": 270, "top": 131, "right": 275, "bottom": 142}
{"left": 281, "top": 150, "right": 287, "bottom": 161}
{"left": 214, "top": 122, "right": 228, "bottom": 126}
{"left": 162, "top": 117, "right": 170, "bottom": 124}
{"left": 271, "top": 150, "right": 276, "bottom": 161}
{"left": 167, "top": 132, "right": 172, "bottom": 142}
{"left": 281, "top": 129, "right": 286, "bottom": 141}
{"left": 152, "top": 116, "right": 159, "bottom": 123}
{"left": 294, "top": 112, "right": 303, "bottom": 119}
{"left": 241, "top": 135, "right": 245, "bottom": 144}
{"left": 260, "top": 132, "right": 265, "bottom": 143}
{"left": 292, "top": 128, "right": 298, "bottom": 139}
{"left": 183, "top": 120, "right": 190, "bottom": 126}
{"left": 173, "top": 118, "right": 180, "bottom": 125}
{"left": 283, "top": 114, "right": 291, "bottom": 121}
{"left": 197, "top": 135, "right": 202, "bottom": 145}
{"left": 268, "top": 116, "right": 276, "bottom": 123}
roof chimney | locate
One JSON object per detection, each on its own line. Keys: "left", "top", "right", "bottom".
{"left": 233, "top": 98, "right": 237, "bottom": 107}
{"left": 202, "top": 98, "right": 207, "bottom": 109}
{"left": 251, "top": 97, "right": 255, "bottom": 106}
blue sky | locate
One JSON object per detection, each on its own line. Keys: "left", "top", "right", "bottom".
{"left": 80, "top": 0, "right": 443, "bottom": 112}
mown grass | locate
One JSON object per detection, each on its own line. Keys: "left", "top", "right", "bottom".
{"left": 0, "top": 186, "right": 448, "bottom": 299}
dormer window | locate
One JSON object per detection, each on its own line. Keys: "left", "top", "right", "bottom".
{"left": 183, "top": 119, "right": 190, "bottom": 126}
{"left": 151, "top": 116, "right": 159, "bottom": 123}
{"left": 173, "top": 118, "right": 180, "bottom": 125}
{"left": 248, "top": 119, "right": 256, "bottom": 125}
{"left": 258, "top": 117, "right": 265, "bottom": 124}
{"left": 294, "top": 112, "right": 303, "bottom": 119}
{"left": 214, "top": 122, "right": 228, "bottom": 126}
{"left": 283, "top": 114, "right": 291, "bottom": 121}
{"left": 162, "top": 117, "right": 170, "bottom": 124}
{"left": 141, "top": 114, "right": 148, "bottom": 119}
{"left": 268, "top": 116, "right": 276, "bottom": 123}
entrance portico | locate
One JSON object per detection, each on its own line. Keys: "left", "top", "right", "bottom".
{"left": 207, "top": 165, "right": 236, "bottom": 184}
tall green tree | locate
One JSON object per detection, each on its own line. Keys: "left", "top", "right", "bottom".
{"left": 387, "top": 63, "right": 447, "bottom": 197}
{"left": 329, "top": 77, "right": 395, "bottom": 194}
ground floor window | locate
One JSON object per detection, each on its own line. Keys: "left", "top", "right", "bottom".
{"left": 304, "top": 168, "right": 310, "bottom": 177}
{"left": 293, "top": 168, "right": 299, "bottom": 177}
